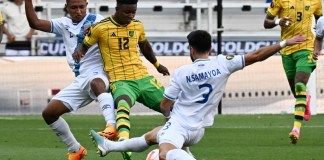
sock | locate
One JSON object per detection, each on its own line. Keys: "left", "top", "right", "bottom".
{"left": 116, "top": 99, "right": 131, "bottom": 139}
{"left": 182, "top": 146, "right": 194, "bottom": 157}
{"left": 49, "top": 117, "right": 80, "bottom": 153}
{"left": 98, "top": 93, "right": 116, "bottom": 127}
{"left": 166, "top": 149, "right": 196, "bottom": 160}
{"left": 293, "top": 82, "right": 306, "bottom": 131}
{"left": 106, "top": 135, "right": 150, "bottom": 152}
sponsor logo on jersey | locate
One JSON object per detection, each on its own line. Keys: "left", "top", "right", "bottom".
{"left": 111, "top": 32, "right": 117, "bottom": 37}
{"left": 290, "top": 6, "right": 294, "bottom": 9}
{"left": 129, "top": 31, "right": 134, "bottom": 37}
{"left": 226, "top": 55, "right": 234, "bottom": 60}
{"left": 305, "top": 6, "right": 310, "bottom": 11}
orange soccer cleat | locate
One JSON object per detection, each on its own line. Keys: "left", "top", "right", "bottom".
{"left": 97, "top": 124, "right": 118, "bottom": 140}
{"left": 67, "top": 146, "right": 87, "bottom": 160}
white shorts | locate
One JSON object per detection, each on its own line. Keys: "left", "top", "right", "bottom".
{"left": 157, "top": 117, "right": 205, "bottom": 148}
{"left": 52, "top": 69, "right": 109, "bottom": 112}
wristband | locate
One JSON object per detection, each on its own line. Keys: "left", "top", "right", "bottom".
{"left": 279, "top": 40, "right": 286, "bottom": 48}
{"left": 275, "top": 18, "right": 281, "bottom": 25}
{"left": 154, "top": 61, "right": 160, "bottom": 68}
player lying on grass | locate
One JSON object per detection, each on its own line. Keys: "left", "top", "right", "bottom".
{"left": 89, "top": 30, "right": 308, "bottom": 160}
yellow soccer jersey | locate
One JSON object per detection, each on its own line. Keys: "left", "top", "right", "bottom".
{"left": 84, "top": 16, "right": 149, "bottom": 82}
{"left": 267, "top": 0, "right": 322, "bottom": 55}
{"left": 0, "top": 11, "right": 3, "bottom": 25}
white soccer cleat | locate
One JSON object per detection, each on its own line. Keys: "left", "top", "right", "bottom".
{"left": 89, "top": 130, "right": 110, "bottom": 157}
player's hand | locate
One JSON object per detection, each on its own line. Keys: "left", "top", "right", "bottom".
{"left": 313, "top": 50, "right": 324, "bottom": 60}
{"left": 7, "top": 35, "right": 15, "bottom": 42}
{"left": 83, "top": 27, "right": 90, "bottom": 36}
{"left": 286, "top": 34, "right": 308, "bottom": 46}
{"left": 279, "top": 17, "right": 292, "bottom": 27}
{"left": 157, "top": 64, "right": 170, "bottom": 76}
{"left": 72, "top": 49, "right": 84, "bottom": 62}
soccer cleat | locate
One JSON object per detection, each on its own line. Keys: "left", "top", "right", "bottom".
{"left": 97, "top": 124, "right": 118, "bottom": 140}
{"left": 288, "top": 129, "right": 300, "bottom": 144}
{"left": 67, "top": 146, "right": 87, "bottom": 160}
{"left": 304, "top": 92, "right": 311, "bottom": 121}
{"left": 90, "top": 130, "right": 111, "bottom": 157}
{"left": 119, "top": 137, "right": 132, "bottom": 160}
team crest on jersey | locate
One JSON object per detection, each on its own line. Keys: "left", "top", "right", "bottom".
{"left": 129, "top": 31, "right": 134, "bottom": 37}
{"left": 226, "top": 55, "right": 234, "bottom": 60}
{"left": 305, "top": 6, "right": 310, "bottom": 11}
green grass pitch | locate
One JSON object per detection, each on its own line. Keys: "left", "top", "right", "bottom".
{"left": 1, "top": 114, "right": 324, "bottom": 160}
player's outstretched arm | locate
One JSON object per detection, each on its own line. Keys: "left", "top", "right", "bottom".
{"left": 72, "top": 43, "right": 89, "bottom": 62}
{"left": 244, "top": 34, "right": 307, "bottom": 66}
{"left": 139, "top": 40, "right": 170, "bottom": 76}
{"left": 25, "top": 0, "right": 51, "bottom": 32}
{"left": 160, "top": 97, "right": 173, "bottom": 121}
{"left": 313, "top": 36, "right": 323, "bottom": 60}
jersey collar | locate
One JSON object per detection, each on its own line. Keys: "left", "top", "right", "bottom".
{"left": 193, "top": 59, "right": 210, "bottom": 63}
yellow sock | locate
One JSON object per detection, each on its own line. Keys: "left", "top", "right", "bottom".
{"left": 116, "top": 100, "right": 131, "bottom": 139}
{"left": 293, "top": 82, "right": 306, "bottom": 131}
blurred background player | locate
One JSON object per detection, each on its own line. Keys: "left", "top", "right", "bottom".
{"left": 313, "top": 16, "right": 324, "bottom": 60}
{"left": 264, "top": 0, "right": 322, "bottom": 144}
{"left": 25, "top": 0, "right": 117, "bottom": 159}
{"left": 89, "top": 30, "right": 308, "bottom": 160}
{"left": 2, "top": 0, "right": 34, "bottom": 56}
{"left": 72, "top": 0, "right": 170, "bottom": 159}
{"left": 0, "top": 10, "right": 3, "bottom": 43}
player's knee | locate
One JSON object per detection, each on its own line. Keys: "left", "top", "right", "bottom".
{"left": 144, "top": 127, "right": 161, "bottom": 145}
{"left": 295, "top": 82, "right": 306, "bottom": 92}
{"left": 90, "top": 78, "right": 106, "bottom": 92}
{"left": 115, "top": 96, "right": 132, "bottom": 108}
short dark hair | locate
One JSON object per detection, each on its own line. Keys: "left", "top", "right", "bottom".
{"left": 116, "top": 0, "right": 138, "bottom": 5}
{"left": 187, "top": 30, "right": 212, "bottom": 53}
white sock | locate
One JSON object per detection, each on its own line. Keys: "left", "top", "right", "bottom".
{"left": 49, "top": 117, "right": 80, "bottom": 153}
{"left": 106, "top": 135, "right": 150, "bottom": 152}
{"left": 166, "top": 149, "right": 196, "bottom": 160}
{"left": 98, "top": 93, "right": 116, "bottom": 127}
{"left": 182, "top": 146, "right": 194, "bottom": 157}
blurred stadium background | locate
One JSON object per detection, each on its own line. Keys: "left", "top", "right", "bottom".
{"left": 1, "top": 0, "right": 324, "bottom": 115}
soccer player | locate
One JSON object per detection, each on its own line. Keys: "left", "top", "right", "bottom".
{"left": 88, "top": 30, "right": 308, "bottom": 160}
{"left": 72, "top": 0, "right": 170, "bottom": 159}
{"left": 0, "top": 11, "right": 3, "bottom": 43}
{"left": 264, "top": 0, "right": 322, "bottom": 144}
{"left": 313, "top": 16, "right": 324, "bottom": 60}
{"left": 25, "top": 0, "right": 117, "bottom": 159}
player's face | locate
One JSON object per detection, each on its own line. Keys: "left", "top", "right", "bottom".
{"left": 115, "top": 4, "right": 137, "bottom": 25}
{"left": 66, "top": 0, "right": 88, "bottom": 23}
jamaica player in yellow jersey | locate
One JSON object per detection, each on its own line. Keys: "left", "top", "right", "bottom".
{"left": 0, "top": 11, "right": 3, "bottom": 43}
{"left": 264, "top": 0, "right": 322, "bottom": 144}
{"left": 73, "top": 0, "right": 170, "bottom": 159}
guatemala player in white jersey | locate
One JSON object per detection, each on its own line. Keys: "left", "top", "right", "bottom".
{"left": 50, "top": 13, "right": 103, "bottom": 76}
{"left": 88, "top": 30, "right": 307, "bottom": 159}
{"left": 25, "top": 0, "right": 117, "bottom": 159}
{"left": 163, "top": 55, "right": 244, "bottom": 130}
{"left": 313, "top": 16, "right": 324, "bottom": 60}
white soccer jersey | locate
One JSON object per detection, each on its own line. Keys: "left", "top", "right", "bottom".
{"left": 164, "top": 55, "right": 245, "bottom": 130}
{"left": 316, "top": 16, "right": 324, "bottom": 39}
{"left": 50, "top": 13, "right": 104, "bottom": 75}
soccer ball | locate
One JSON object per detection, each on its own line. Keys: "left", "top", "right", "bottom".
{"left": 146, "top": 149, "right": 159, "bottom": 160}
